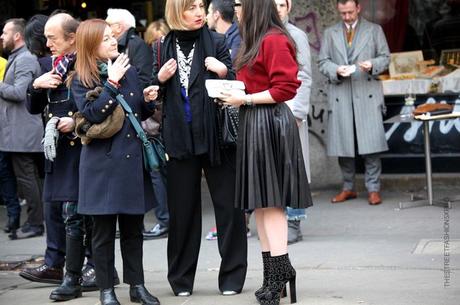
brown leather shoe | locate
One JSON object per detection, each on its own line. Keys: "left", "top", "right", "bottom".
{"left": 368, "top": 192, "right": 382, "bottom": 205}
{"left": 19, "top": 264, "right": 63, "bottom": 284}
{"left": 331, "top": 190, "right": 357, "bottom": 203}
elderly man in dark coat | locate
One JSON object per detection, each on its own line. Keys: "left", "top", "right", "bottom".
{"left": 105, "top": 8, "right": 153, "bottom": 89}
{"left": 318, "top": 0, "right": 390, "bottom": 205}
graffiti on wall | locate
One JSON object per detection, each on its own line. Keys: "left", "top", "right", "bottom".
{"left": 290, "top": 0, "right": 338, "bottom": 147}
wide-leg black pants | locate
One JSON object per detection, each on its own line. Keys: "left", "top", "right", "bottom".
{"left": 92, "top": 214, "right": 144, "bottom": 289}
{"left": 166, "top": 150, "right": 247, "bottom": 294}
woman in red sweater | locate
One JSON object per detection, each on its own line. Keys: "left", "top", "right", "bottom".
{"left": 220, "top": 0, "right": 313, "bottom": 304}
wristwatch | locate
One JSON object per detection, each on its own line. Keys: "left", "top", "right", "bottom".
{"left": 243, "top": 94, "right": 254, "bottom": 106}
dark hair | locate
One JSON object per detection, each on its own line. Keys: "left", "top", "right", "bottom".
{"left": 235, "top": 0, "right": 294, "bottom": 70}
{"left": 337, "top": 0, "right": 359, "bottom": 5}
{"left": 5, "top": 18, "right": 26, "bottom": 38}
{"left": 210, "top": 0, "right": 235, "bottom": 23}
{"left": 24, "top": 14, "right": 49, "bottom": 57}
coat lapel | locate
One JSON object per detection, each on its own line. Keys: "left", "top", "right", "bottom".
{"left": 349, "top": 18, "right": 372, "bottom": 62}
{"left": 332, "top": 23, "right": 349, "bottom": 64}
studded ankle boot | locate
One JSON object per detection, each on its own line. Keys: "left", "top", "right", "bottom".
{"left": 254, "top": 251, "right": 270, "bottom": 301}
{"left": 259, "top": 254, "right": 297, "bottom": 305}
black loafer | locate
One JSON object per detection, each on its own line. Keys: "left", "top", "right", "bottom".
{"left": 130, "top": 284, "right": 160, "bottom": 305}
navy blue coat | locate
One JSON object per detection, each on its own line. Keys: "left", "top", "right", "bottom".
{"left": 26, "top": 57, "right": 81, "bottom": 202}
{"left": 71, "top": 67, "right": 155, "bottom": 215}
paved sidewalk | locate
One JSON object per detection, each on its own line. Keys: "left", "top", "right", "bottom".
{"left": 0, "top": 182, "right": 459, "bottom": 305}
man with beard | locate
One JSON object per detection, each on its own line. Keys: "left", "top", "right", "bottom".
{"left": 0, "top": 18, "right": 43, "bottom": 239}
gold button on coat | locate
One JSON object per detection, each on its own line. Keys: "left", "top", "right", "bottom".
{"left": 68, "top": 111, "right": 73, "bottom": 116}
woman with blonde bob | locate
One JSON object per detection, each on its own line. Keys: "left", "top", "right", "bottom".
{"left": 70, "top": 19, "right": 160, "bottom": 305}
{"left": 146, "top": 0, "right": 247, "bottom": 297}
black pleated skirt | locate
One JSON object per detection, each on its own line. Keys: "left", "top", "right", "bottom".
{"left": 235, "top": 103, "right": 313, "bottom": 210}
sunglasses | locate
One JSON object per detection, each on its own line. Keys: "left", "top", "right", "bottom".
{"left": 234, "top": 3, "right": 241, "bottom": 7}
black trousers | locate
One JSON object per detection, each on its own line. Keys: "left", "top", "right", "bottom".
{"left": 92, "top": 214, "right": 144, "bottom": 289}
{"left": 166, "top": 151, "right": 247, "bottom": 294}
{"left": 11, "top": 153, "right": 43, "bottom": 226}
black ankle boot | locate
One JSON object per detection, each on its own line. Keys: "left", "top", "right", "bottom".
{"left": 129, "top": 284, "right": 160, "bottom": 305}
{"left": 254, "top": 251, "right": 270, "bottom": 301}
{"left": 100, "top": 288, "right": 120, "bottom": 305}
{"left": 259, "top": 254, "right": 296, "bottom": 305}
{"left": 49, "top": 272, "right": 82, "bottom": 301}
{"left": 5, "top": 216, "right": 20, "bottom": 239}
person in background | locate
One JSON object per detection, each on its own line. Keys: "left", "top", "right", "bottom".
{"left": 105, "top": 8, "right": 153, "bottom": 89}
{"left": 0, "top": 40, "right": 21, "bottom": 242}
{"left": 71, "top": 18, "right": 159, "bottom": 305}
{"left": 0, "top": 56, "right": 6, "bottom": 80}
{"left": 0, "top": 18, "right": 43, "bottom": 240}
{"left": 148, "top": 0, "right": 247, "bottom": 296}
{"left": 206, "top": 0, "right": 241, "bottom": 62}
{"left": 144, "top": 19, "right": 170, "bottom": 45}
{"left": 275, "top": 0, "right": 312, "bottom": 245}
{"left": 219, "top": 0, "right": 313, "bottom": 304}
{"left": 142, "top": 18, "right": 171, "bottom": 240}
{"left": 318, "top": 0, "right": 390, "bottom": 206}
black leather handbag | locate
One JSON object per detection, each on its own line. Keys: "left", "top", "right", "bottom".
{"left": 218, "top": 105, "right": 239, "bottom": 147}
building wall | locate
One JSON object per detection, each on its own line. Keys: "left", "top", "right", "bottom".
{"left": 290, "top": 0, "right": 342, "bottom": 189}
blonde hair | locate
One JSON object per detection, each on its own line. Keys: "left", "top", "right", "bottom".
{"left": 73, "top": 19, "right": 108, "bottom": 88}
{"left": 165, "top": 0, "right": 206, "bottom": 30}
{"left": 144, "top": 19, "right": 170, "bottom": 45}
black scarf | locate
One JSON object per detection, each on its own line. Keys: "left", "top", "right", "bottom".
{"left": 161, "top": 26, "right": 221, "bottom": 166}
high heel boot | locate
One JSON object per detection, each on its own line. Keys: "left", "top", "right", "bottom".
{"left": 259, "top": 254, "right": 297, "bottom": 305}
{"left": 254, "top": 251, "right": 270, "bottom": 301}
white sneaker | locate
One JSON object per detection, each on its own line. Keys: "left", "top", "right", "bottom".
{"left": 222, "top": 290, "right": 238, "bottom": 296}
{"left": 177, "top": 291, "right": 191, "bottom": 297}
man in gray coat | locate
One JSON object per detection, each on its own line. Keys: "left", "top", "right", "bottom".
{"left": 318, "top": 0, "right": 390, "bottom": 205}
{"left": 0, "top": 18, "right": 44, "bottom": 237}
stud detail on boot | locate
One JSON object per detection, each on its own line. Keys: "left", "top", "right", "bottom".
{"left": 259, "top": 254, "right": 297, "bottom": 305}
{"left": 255, "top": 251, "right": 270, "bottom": 301}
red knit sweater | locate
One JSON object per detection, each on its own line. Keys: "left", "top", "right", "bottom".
{"left": 236, "top": 30, "right": 300, "bottom": 102}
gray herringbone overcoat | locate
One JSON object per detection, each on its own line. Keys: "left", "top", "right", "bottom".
{"left": 318, "top": 18, "right": 390, "bottom": 157}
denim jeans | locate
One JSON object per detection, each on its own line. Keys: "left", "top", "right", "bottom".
{"left": 0, "top": 151, "right": 20, "bottom": 219}
{"left": 285, "top": 207, "right": 307, "bottom": 221}
{"left": 150, "top": 165, "right": 169, "bottom": 228}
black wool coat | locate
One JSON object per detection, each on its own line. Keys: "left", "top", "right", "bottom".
{"left": 27, "top": 56, "right": 81, "bottom": 203}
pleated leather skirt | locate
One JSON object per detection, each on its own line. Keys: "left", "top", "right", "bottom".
{"left": 235, "top": 103, "right": 313, "bottom": 210}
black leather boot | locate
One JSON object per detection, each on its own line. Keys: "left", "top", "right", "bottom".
{"left": 5, "top": 216, "right": 20, "bottom": 239}
{"left": 129, "top": 284, "right": 160, "bottom": 305}
{"left": 100, "top": 288, "right": 120, "bottom": 305}
{"left": 259, "top": 254, "right": 296, "bottom": 305}
{"left": 49, "top": 272, "right": 82, "bottom": 301}
{"left": 254, "top": 251, "right": 270, "bottom": 301}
